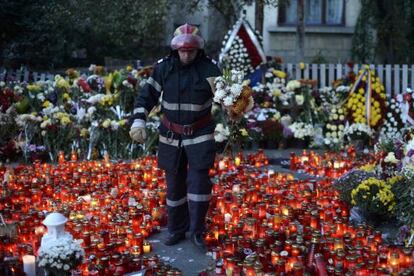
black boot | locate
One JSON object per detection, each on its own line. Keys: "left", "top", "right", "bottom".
{"left": 164, "top": 233, "right": 186, "bottom": 246}
{"left": 190, "top": 232, "right": 207, "bottom": 253}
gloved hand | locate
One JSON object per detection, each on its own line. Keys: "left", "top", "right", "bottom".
{"left": 129, "top": 119, "right": 147, "bottom": 143}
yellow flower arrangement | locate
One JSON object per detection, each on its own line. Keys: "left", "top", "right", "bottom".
{"left": 351, "top": 177, "right": 396, "bottom": 215}
{"left": 345, "top": 68, "right": 387, "bottom": 129}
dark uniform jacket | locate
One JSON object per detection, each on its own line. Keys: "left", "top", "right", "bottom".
{"left": 131, "top": 51, "right": 221, "bottom": 173}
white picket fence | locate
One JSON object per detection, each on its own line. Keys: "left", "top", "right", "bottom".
{"left": 281, "top": 63, "right": 414, "bottom": 97}
{"left": 0, "top": 68, "right": 56, "bottom": 83}
{"left": 2, "top": 63, "right": 414, "bottom": 96}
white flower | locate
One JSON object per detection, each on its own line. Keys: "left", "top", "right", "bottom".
{"left": 89, "top": 64, "right": 96, "bottom": 71}
{"left": 213, "top": 89, "right": 226, "bottom": 103}
{"left": 85, "top": 94, "right": 105, "bottom": 104}
{"left": 286, "top": 80, "right": 301, "bottom": 91}
{"left": 87, "top": 106, "right": 96, "bottom": 115}
{"left": 223, "top": 96, "right": 234, "bottom": 107}
{"left": 384, "top": 152, "right": 399, "bottom": 164}
{"left": 40, "top": 119, "right": 52, "bottom": 129}
{"left": 214, "top": 123, "right": 230, "bottom": 142}
{"left": 230, "top": 84, "right": 243, "bottom": 98}
{"left": 64, "top": 264, "right": 70, "bottom": 271}
{"left": 111, "top": 120, "right": 119, "bottom": 130}
{"left": 288, "top": 122, "right": 314, "bottom": 139}
{"left": 295, "top": 95, "right": 304, "bottom": 105}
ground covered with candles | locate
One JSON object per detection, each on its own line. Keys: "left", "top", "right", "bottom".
{"left": 1, "top": 149, "right": 414, "bottom": 275}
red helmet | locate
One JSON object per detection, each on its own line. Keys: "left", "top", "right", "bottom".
{"left": 170, "top": 23, "right": 204, "bottom": 50}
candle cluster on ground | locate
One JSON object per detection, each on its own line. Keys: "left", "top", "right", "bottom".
{"left": 205, "top": 150, "right": 413, "bottom": 275}
{"left": 289, "top": 148, "right": 378, "bottom": 178}
{"left": 0, "top": 149, "right": 413, "bottom": 275}
{"left": 0, "top": 153, "right": 182, "bottom": 275}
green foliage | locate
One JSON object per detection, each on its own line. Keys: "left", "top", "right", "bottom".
{"left": 1, "top": 0, "right": 171, "bottom": 69}
{"left": 352, "top": 0, "right": 414, "bottom": 64}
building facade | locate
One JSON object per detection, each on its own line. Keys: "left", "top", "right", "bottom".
{"left": 244, "top": 0, "right": 361, "bottom": 63}
{"left": 166, "top": 0, "right": 362, "bottom": 63}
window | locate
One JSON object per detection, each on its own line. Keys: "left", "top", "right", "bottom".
{"left": 279, "top": 0, "right": 345, "bottom": 26}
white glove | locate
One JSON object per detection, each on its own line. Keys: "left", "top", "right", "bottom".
{"left": 129, "top": 119, "right": 147, "bottom": 143}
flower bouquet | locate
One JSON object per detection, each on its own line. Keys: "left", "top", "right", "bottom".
{"left": 38, "top": 238, "right": 84, "bottom": 276}
{"left": 209, "top": 70, "right": 254, "bottom": 154}
{"left": 212, "top": 69, "right": 254, "bottom": 121}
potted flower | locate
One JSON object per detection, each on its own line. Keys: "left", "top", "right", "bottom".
{"left": 38, "top": 239, "right": 84, "bottom": 276}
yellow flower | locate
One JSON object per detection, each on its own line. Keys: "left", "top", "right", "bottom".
{"left": 242, "top": 80, "right": 251, "bottom": 86}
{"left": 386, "top": 176, "right": 403, "bottom": 186}
{"left": 27, "top": 84, "right": 41, "bottom": 92}
{"left": 273, "top": 70, "right": 287, "bottom": 79}
{"left": 63, "top": 93, "right": 71, "bottom": 101}
{"left": 42, "top": 101, "right": 52, "bottom": 108}
{"left": 239, "top": 128, "right": 248, "bottom": 137}
{"left": 126, "top": 65, "right": 133, "bottom": 72}
{"left": 104, "top": 73, "right": 113, "bottom": 93}
{"left": 80, "top": 128, "right": 89, "bottom": 137}
{"left": 273, "top": 89, "right": 282, "bottom": 97}
{"left": 60, "top": 116, "right": 71, "bottom": 125}
{"left": 56, "top": 77, "right": 70, "bottom": 90}
{"left": 118, "top": 119, "right": 126, "bottom": 127}
{"left": 102, "top": 119, "right": 111, "bottom": 128}
{"left": 299, "top": 62, "right": 305, "bottom": 70}
{"left": 359, "top": 163, "right": 375, "bottom": 172}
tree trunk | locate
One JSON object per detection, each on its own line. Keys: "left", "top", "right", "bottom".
{"left": 255, "top": 0, "right": 264, "bottom": 34}
{"left": 296, "top": 0, "right": 305, "bottom": 62}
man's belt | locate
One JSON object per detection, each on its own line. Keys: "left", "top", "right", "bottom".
{"left": 161, "top": 113, "right": 212, "bottom": 136}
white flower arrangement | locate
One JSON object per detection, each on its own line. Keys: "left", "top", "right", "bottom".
{"left": 38, "top": 238, "right": 84, "bottom": 274}
{"left": 343, "top": 123, "right": 373, "bottom": 141}
{"left": 323, "top": 107, "right": 346, "bottom": 148}
{"left": 288, "top": 122, "right": 315, "bottom": 140}
{"left": 214, "top": 123, "right": 230, "bottom": 142}
{"left": 220, "top": 35, "right": 254, "bottom": 75}
{"left": 380, "top": 98, "right": 403, "bottom": 139}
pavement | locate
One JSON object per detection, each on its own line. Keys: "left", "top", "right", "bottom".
{"left": 143, "top": 148, "right": 323, "bottom": 275}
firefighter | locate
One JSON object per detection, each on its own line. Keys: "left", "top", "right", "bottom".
{"left": 129, "top": 23, "right": 221, "bottom": 252}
